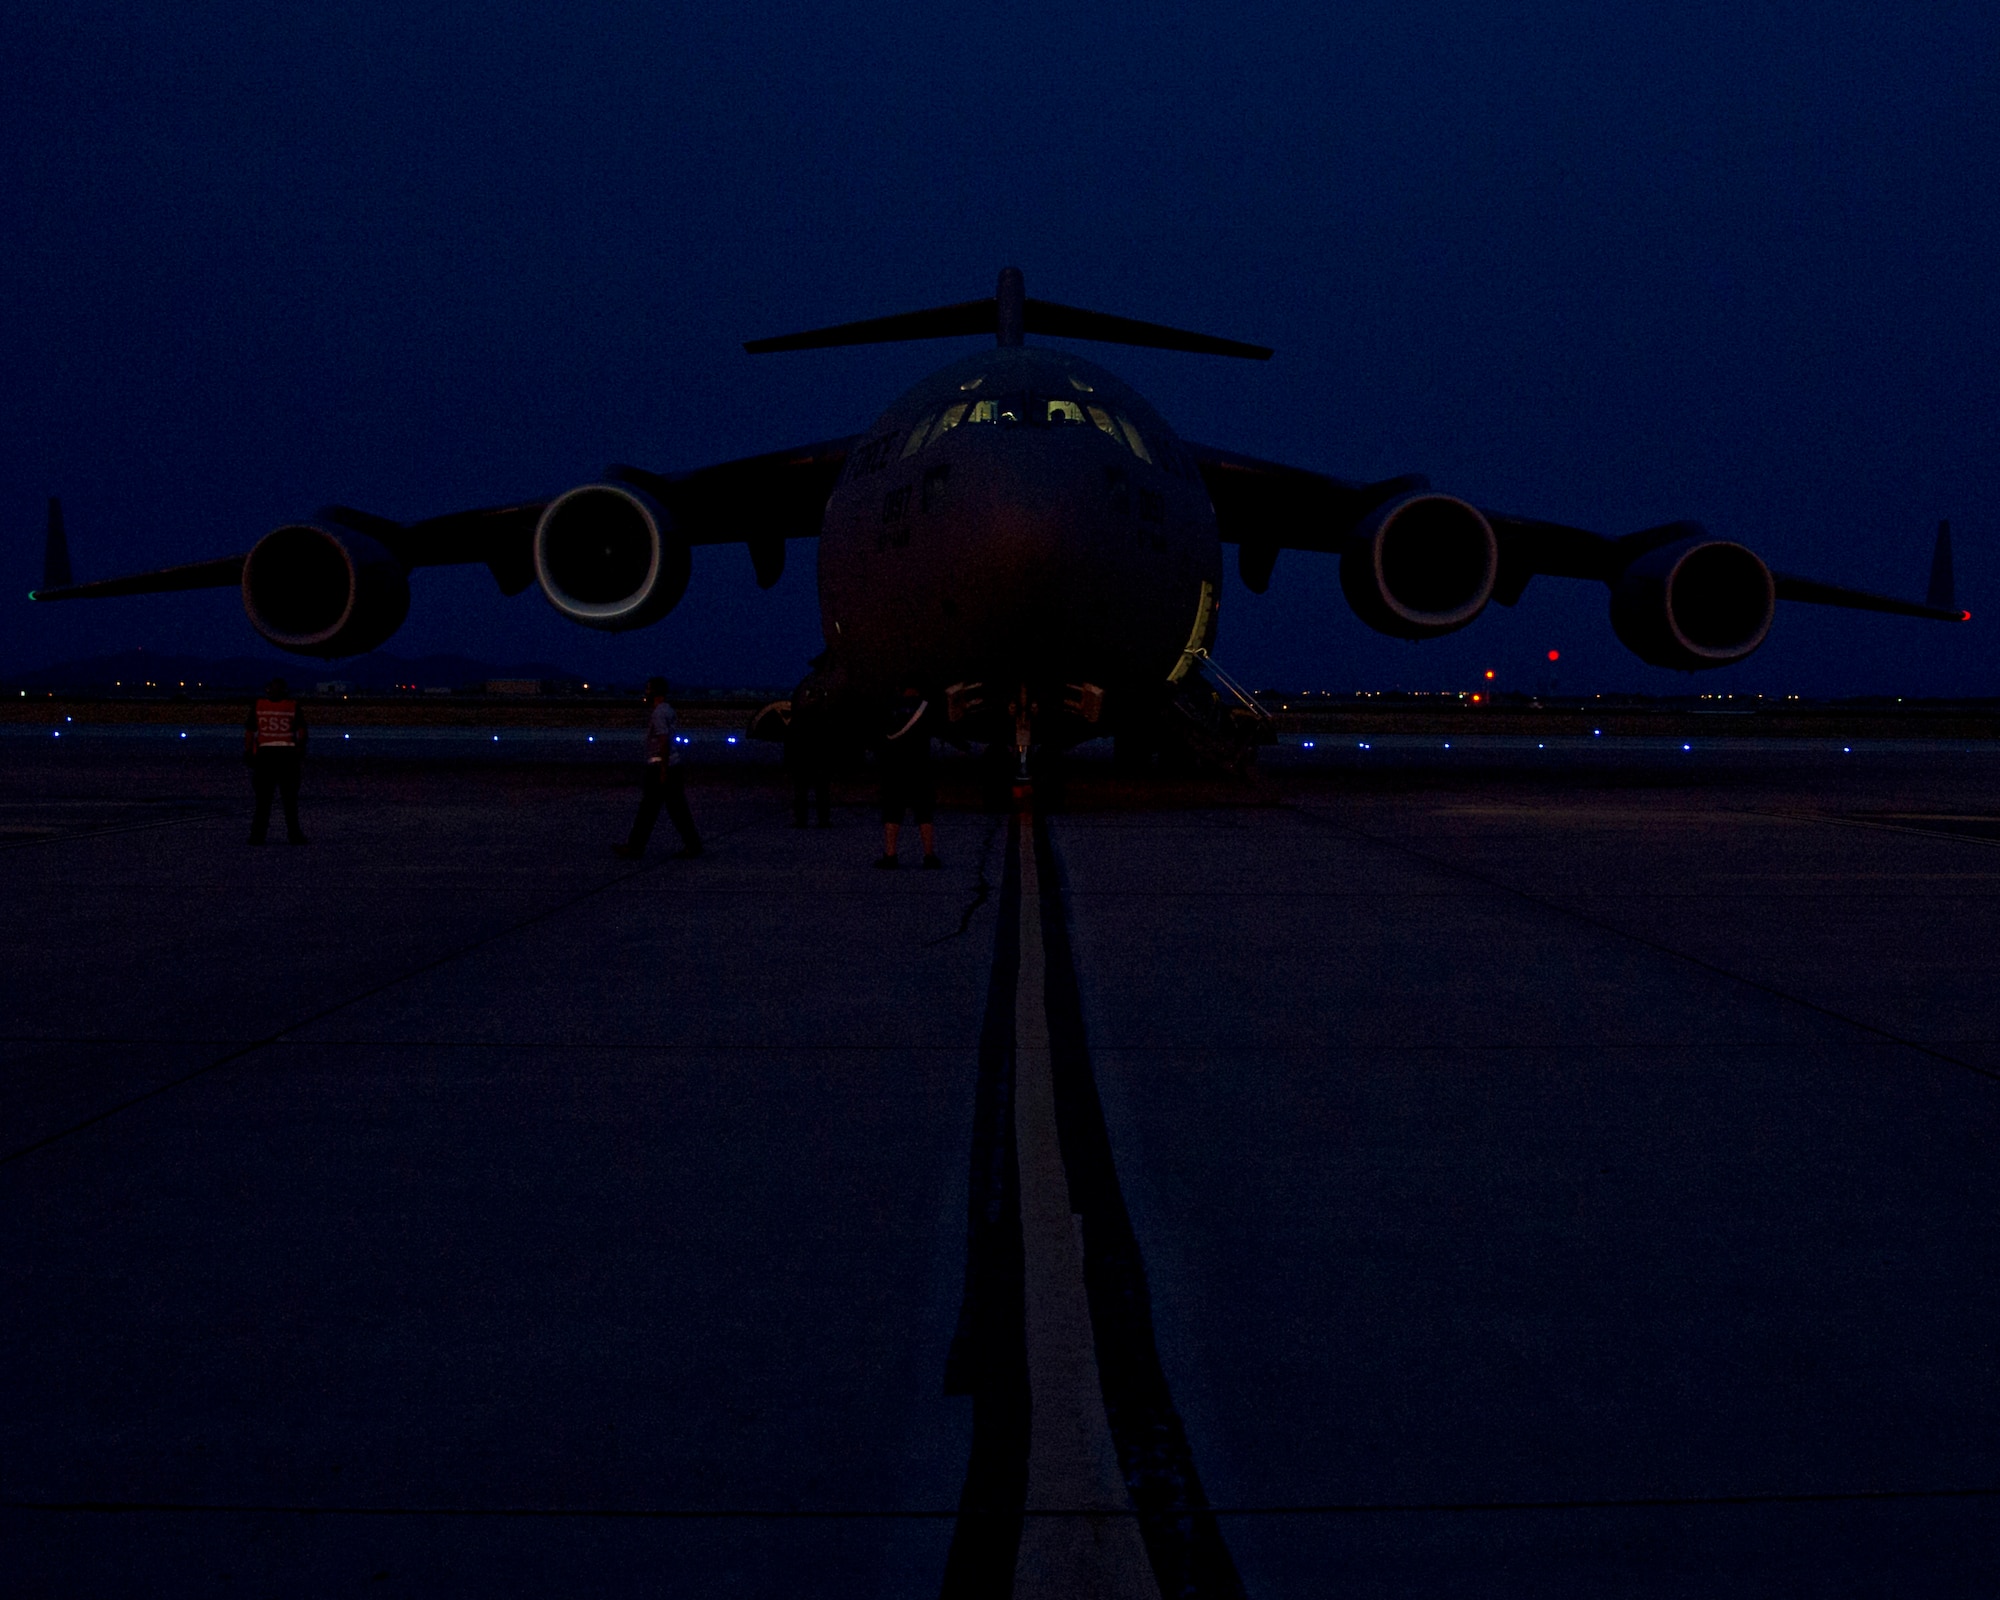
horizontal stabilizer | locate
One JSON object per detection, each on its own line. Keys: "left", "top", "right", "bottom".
{"left": 746, "top": 268, "right": 1271, "bottom": 359}
{"left": 1023, "top": 300, "right": 1271, "bottom": 359}
{"left": 744, "top": 298, "right": 996, "bottom": 354}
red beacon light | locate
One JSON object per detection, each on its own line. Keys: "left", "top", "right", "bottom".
{"left": 1547, "top": 649, "right": 1561, "bottom": 662}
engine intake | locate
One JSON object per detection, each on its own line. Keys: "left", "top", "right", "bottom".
{"left": 1340, "top": 493, "right": 1498, "bottom": 639}
{"left": 534, "top": 484, "right": 690, "bottom": 631}
{"left": 1610, "top": 535, "right": 1774, "bottom": 669}
{"left": 242, "top": 523, "right": 409, "bottom": 657}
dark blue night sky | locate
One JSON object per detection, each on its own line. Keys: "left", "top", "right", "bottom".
{"left": 8, "top": 2, "right": 1996, "bottom": 694}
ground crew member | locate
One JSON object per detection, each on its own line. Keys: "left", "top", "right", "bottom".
{"left": 245, "top": 676, "right": 308, "bottom": 845}
{"left": 875, "top": 687, "right": 941, "bottom": 869}
{"left": 784, "top": 685, "right": 833, "bottom": 828}
{"left": 615, "top": 677, "right": 703, "bottom": 860}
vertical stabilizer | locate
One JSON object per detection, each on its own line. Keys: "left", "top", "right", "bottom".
{"left": 1927, "top": 519, "right": 1954, "bottom": 611}
{"left": 996, "top": 266, "right": 1025, "bottom": 347}
{"left": 43, "top": 498, "right": 72, "bottom": 590}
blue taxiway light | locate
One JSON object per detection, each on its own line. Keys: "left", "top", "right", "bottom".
{"left": 726, "top": 736, "right": 738, "bottom": 745}
{"left": 1302, "top": 740, "right": 1315, "bottom": 749}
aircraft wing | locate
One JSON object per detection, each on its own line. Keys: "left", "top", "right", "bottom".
{"left": 31, "top": 436, "right": 855, "bottom": 604}
{"left": 1186, "top": 443, "right": 1967, "bottom": 622}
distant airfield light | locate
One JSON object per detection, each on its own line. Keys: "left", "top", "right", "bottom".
{"left": 1593, "top": 729, "right": 1602, "bottom": 737}
{"left": 492, "top": 735, "right": 499, "bottom": 742}
{"left": 179, "top": 732, "right": 186, "bottom": 739}
{"left": 726, "top": 735, "right": 738, "bottom": 745}
{"left": 1844, "top": 745, "right": 1853, "bottom": 753}
{"left": 1683, "top": 743, "right": 1692, "bottom": 751}
{"left": 1483, "top": 670, "right": 1495, "bottom": 680}
{"left": 1303, "top": 740, "right": 1315, "bottom": 749}
{"left": 588, "top": 736, "right": 595, "bottom": 743}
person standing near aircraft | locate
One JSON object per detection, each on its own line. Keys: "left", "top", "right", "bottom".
{"left": 615, "top": 677, "right": 703, "bottom": 861}
{"left": 875, "top": 687, "right": 940, "bottom": 870}
{"left": 784, "top": 683, "right": 834, "bottom": 829}
{"left": 245, "top": 676, "right": 308, "bottom": 846}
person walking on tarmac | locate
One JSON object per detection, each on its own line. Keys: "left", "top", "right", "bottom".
{"left": 614, "top": 677, "right": 703, "bottom": 860}
{"left": 875, "top": 687, "right": 941, "bottom": 869}
{"left": 245, "top": 676, "right": 309, "bottom": 845}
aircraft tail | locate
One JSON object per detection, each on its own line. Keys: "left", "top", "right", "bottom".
{"left": 1927, "top": 519, "right": 1954, "bottom": 611}
{"left": 43, "top": 498, "right": 72, "bottom": 590}
{"left": 745, "top": 267, "right": 1271, "bottom": 360}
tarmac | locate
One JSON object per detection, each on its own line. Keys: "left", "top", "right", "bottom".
{"left": 3, "top": 731, "right": 1998, "bottom": 1596}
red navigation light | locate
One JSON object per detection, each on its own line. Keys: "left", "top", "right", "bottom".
{"left": 1962, "top": 610, "right": 1972, "bottom": 621}
{"left": 1547, "top": 649, "right": 1560, "bottom": 662}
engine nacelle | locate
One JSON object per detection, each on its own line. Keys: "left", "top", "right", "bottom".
{"left": 1610, "top": 535, "right": 1774, "bottom": 670}
{"left": 1340, "top": 492, "right": 1498, "bottom": 639}
{"left": 534, "top": 483, "right": 690, "bottom": 631}
{"left": 242, "top": 523, "right": 410, "bottom": 657}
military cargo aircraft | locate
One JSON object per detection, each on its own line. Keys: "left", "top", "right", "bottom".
{"left": 31, "top": 267, "right": 1966, "bottom": 761}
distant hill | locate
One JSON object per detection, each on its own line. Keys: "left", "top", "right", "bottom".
{"left": 6, "top": 649, "right": 588, "bottom": 693}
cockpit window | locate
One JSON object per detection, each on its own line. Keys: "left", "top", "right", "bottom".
{"left": 897, "top": 393, "right": 1165, "bottom": 466}
{"left": 1117, "top": 414, "right": 1154, "bottom": 464}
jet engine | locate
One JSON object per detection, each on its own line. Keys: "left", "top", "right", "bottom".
{"left": 241, "top": 523, "right": 410, "bottom": 657}
{"left": 534, "top": 484, "right": 690, "bottom": 631}
{"left": 1610, "top": 534, "right": 1774, "bottom": 669}
{"left": 1340, "top": 492, "right": 1498, "bottom": 639}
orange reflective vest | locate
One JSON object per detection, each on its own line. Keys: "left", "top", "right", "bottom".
{"left": 253, "top": 698, "right": 299, "bottom": 749}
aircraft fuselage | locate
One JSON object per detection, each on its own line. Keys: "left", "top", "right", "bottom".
{"left": 818, "top": 348, "right": 1219, "bottom": 730}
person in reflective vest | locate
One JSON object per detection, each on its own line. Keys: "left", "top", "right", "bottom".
{"left": 613, "top": 677, "right": 703, "bottom": 860}
{"left": 244, "top": 676, "right": 309, "bottom": 845}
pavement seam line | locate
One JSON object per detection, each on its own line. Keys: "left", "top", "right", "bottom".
{"left": 1011, "top": 810, "right": 1162, "bottom": 1600}
{"left": 0, "top": 807, "right": 232, "bottom": 851}
{"left": 1288, "top": 801, "right": 2000, "bottom": 1086}
{"left": 0, "top": 823, "right": 755, "bottom": 1168}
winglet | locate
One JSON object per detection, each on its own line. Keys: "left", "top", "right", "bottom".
{"left": 42, "top": 497, "right": 72, "bottom": 591}
{"left": 1927, "top": 519, "right": 1954, "bottom": 612}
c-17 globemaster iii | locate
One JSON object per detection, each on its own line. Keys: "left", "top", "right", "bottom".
{"left": 32, "top": 267, "right": 1966, "bottom": 767}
